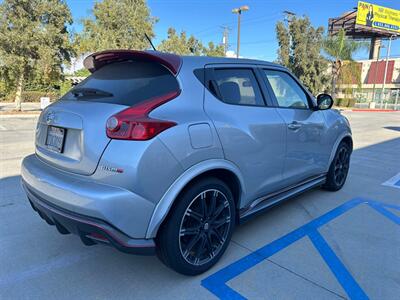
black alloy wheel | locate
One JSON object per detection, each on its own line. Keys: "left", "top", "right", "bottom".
{"left": 323, "top": 142, "right": 351, "bottom": 191}
{"left": 156, "top": 178, "right": 235, "bottom": 275}
{"left": 333, "top": 146, "right": 350, "bottom": 186}
{"left": 179, "top": 189, "right": 231, "bottom": 266}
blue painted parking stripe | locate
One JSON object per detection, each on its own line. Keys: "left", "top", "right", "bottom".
{"left": 368, "top": 202, "right": 400, "bottom": 225}
{"left": 378, "top": 202, "right": 400, "bottom": 211}
{"left": 202, "top": 225, "right": 307, "bottom": 299}
{"left": 308, "top": 229, "right": 368, "bottom": 300}
{"left": 201, "top": 198, "right": 399, "bottom": 299}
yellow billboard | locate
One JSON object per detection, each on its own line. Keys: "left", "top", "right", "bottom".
{"left": 356, "top": 1, "right": 400, "bottom": 33}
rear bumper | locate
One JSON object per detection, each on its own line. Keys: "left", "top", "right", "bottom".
{"left": 23, "top": 182, "right": 155, "bottom": 255}
{"left": 21, "top": 154, "right": 155, "bottom": 238}
{"left": 21, "top": 154, "right": 156, "bottom": 254}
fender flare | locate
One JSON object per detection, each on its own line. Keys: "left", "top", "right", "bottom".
{"left": 327, "top": 132, "right": 353, "bottom": 171}
{"left": 145, "top": 159, "right": 246, "bottom": 238}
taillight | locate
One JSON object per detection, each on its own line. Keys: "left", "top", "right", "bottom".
{"left": 106, "top": 90, "right": 180, "bottom": 140}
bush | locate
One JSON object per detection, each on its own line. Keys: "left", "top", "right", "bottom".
{"left": 347, "top": 99, "right": 356, "bottom": 107}
{"left": 0, "top": 91, "right": 60, "bottom": 102}
{"left": 59, "top": 81, "right": 72, "bottom": 96}
{"left": 22, "top": 91, "right": 60, "bottom": 102}
{"left": 333, "top": 98, "right": 342, "bottom": 106}
{"left": 338, "top": 98, "right": 349, "bottom": 107}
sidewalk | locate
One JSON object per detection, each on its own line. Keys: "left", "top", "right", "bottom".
{"left": 0, "top": 102, "right": 42, "bottom": 112}
{"left": 0, "top": 102, "right": 42, "bottom": 118}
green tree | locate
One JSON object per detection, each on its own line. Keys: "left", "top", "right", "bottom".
{"left": 338, "top": 61, "right": 362, "bottom": 100}
{"left": 276, "top": 16, "right": 329, "bottom": 95}
{"left": 203, "top": 42, "right": 225, "bottom": 57}
{"left": 323, "top": 29, "right": 367, "bottom": 98}
{"left": 158, "top": 28, "right": 202, "bottom": 55}
{"left": 0, "top": 0, "right": 73, "bottom": 110}
{"left": 158, "top": 28, "right": 224, "bottom": 57}
{"left": 76, "top": 0, "right": 157, "bottom": 53}
{"left": 74, "top": 68, "right": 91, "bottom": 77}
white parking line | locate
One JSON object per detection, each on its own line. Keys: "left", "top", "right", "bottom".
{"left": 0, "top": 124, "right": 6, "bottom": 130}
{"left": 382, "top": 172, "right": 400, "bottom": 189}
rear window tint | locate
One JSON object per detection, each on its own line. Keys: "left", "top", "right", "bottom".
{"left": 212, "top": 68, "right": 265, "bottom": 106}
{"left": 61, "top": 61, "right": 179, "bottom": 106}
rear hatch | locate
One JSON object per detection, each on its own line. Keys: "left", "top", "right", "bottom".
{"left": 36, "top": 58, "right": 180, "bottom": 175}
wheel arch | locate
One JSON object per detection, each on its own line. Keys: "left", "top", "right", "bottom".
{"left": 327, "top": 132, "right": 353, "bottom": 170}
{"left": 145, "top": 159, "right": 246, "bottom": 238}
{"left": 341, "top": 135, "right": 353, "bottom": 151}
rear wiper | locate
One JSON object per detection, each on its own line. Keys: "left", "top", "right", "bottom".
{"left": 72, "top": 87, "right": 113, "bottom": 98}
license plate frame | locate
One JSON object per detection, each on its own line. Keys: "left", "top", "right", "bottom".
{"left": 45, "top": 126, "right": 66, "bottom": 153}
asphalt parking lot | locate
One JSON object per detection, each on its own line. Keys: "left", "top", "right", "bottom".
{"left": 1, "top": 111, "right": 399, "bottom": 299}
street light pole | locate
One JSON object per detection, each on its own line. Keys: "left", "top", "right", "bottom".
{"left": 237, "top": 11, "right": 241, "bottom": 58}
{"left": 371, "top": 44, "right": 383, "bottom": 103}
{"left": 232, "top": 5, "right": 249, "bottom": 58}
{"left": 381, "top": 35, "right": 394, "bottom": 108}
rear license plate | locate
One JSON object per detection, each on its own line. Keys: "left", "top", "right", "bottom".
{"left": 45, "top": 126, "right": 65, "bottom": 153}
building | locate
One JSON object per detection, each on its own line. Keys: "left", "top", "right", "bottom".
{"left": 337, "top": 57, "right": 400, "bottom": 109}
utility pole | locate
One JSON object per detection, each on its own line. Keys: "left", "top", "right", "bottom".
{"left": 283, "top": 10, "right": 296, "bottom": 59}
{"left": 221, "top": 26, "right": 230, "bottom": 56}
{"left": 232, "top": 5, "right": 249, "bottom": 58}
{"left": 283, "top": 10, "right": 295, "bottom": 25}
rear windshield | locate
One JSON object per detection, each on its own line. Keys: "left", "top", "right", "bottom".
{"left": 61, "top": 61, "right": 179, "bottom": 106}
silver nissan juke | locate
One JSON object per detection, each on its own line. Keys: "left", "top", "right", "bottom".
{"left": 21, "top": 50, "right": 352, "bottom": 275}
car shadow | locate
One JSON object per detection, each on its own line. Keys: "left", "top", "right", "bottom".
{"left": 0, "top": 137, "right": 399, "bottom": 295}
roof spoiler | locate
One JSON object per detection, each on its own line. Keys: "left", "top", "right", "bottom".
{"left": 83, "top": 50, "right": 182, "bottom": 76}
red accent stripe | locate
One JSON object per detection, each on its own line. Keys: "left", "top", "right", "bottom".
{"left": 34, "top": 197, "right": 154, "bottom": 248}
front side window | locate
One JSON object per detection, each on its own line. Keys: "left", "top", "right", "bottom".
{"left": 263, "top": 70, "right": 309, "bottom": 109}
{"left": 212, "top": 69, "right": 265, "bottom": 106}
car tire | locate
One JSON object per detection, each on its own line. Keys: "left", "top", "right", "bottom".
{"left": 323, "top": 141, "right": 351, "bottom": 191}
{"left": 156, "top": 177, "right": 235, "bottom": 275}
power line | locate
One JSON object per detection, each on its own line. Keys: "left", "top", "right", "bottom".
{"left": 231, "top": 39, "right": 276, "bottom": 46}
{"left": 194, "top": 11, "right": 281, "bottom": 38}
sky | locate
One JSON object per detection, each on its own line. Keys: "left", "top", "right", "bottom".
{"left": 66, "top": 0, "right": 400, "bottom": 61}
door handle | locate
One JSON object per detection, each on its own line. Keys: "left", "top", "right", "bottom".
{"left": 288, "top": 122, "right": 302, "bottom": 130}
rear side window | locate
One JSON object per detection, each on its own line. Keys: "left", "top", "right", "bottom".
{"left": 212, "top": 69, "right": 264, "bottom": 106}
{"left": 61, "top": 61, "right": 179, "bottom": 106}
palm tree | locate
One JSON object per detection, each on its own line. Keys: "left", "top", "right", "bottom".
{"left": 323, "top": 29, "right": 367, "bottom": 98}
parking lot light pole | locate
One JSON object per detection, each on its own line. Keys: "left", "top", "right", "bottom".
{"left": 232, "top": 5, "right": 249, "bottom": 58}
{"left": 371, "top": 44, "right": 384, "bottom": 103}
{"left": 381, "top": 35, "right": 395, "bottom": 108}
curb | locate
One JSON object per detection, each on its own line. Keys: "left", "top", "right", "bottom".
{"left": 337, "top": 108, "right": 399, "bottom": 112}
{"left": 351, "top": 109, "right": 399, "bottom": 112}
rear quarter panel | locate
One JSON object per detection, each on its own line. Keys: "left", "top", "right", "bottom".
{"left": 150, "top": 60, "right": 225, "bottom": 170}
{"left": 94, "top": 138, "right": 184, "bottom": 205}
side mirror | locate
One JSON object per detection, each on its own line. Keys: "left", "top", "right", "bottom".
{"left": 316, "top": 94, "right": 333, "bottom": 110}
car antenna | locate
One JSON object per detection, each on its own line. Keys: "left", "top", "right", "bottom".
{"left": 145, "top": 33, "right": 157, "bottom": 51}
